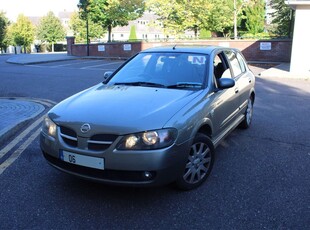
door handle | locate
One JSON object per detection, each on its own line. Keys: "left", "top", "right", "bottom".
{"left": 235, "top": 88, "right": 239, "bottom": 94}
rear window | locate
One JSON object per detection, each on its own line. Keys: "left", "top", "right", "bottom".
{"left": 236, "top": 52, "right": 247, "bottom": 73}
{"left": 225, "top": 50, "right": 242, "bottom": 77}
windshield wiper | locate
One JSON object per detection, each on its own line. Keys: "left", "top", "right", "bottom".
{"left": 114, "top": 82, "right": 166, "bottom": 88}
{"left": 167, "top": 82, "right": 203, "bottom": 89}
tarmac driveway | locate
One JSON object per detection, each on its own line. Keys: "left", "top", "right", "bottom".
{"left": 0, "top": 56, "right": 309, "bottom": 229}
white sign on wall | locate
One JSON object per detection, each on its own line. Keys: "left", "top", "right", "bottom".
{"left": 123, "top": 44, "right": 132, "bottom": 51}
{"left": 219, "top": 42, "right": 230, "bottom": 48}
{"left": 260, "top": 42, "right": 272, "bottom": 51}
{"left": 98, "top": 45, "right": 105, "bottom": 52}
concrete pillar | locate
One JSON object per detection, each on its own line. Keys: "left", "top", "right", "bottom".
{"left": 286, "top": 1, "right": 310, "bottom": 74}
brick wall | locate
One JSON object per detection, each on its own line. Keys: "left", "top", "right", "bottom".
{"left": 67, "top": 37, "right": 292, "bottom": 63}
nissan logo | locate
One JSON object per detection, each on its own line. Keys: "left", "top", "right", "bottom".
{"left": 80, "top": 123, "right": 91, "bottom": 133}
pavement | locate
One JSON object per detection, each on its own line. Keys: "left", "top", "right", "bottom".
{"left": 0, "top": 98, "right": 45, "bottom": 145}
{"left": 5, "top": 52, "right": 77, "bottom": 65}
{"left": 257, "top": 62, "right": 310, "bottom": 79}
{"left": 0, "top": 52, "right": 309, "bottom": 146}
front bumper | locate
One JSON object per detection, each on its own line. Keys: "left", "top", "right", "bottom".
{"left": 40, "top": 131, "right": 192, "bottom": 187}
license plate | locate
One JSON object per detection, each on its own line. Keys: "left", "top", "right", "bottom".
{"left": 60, "top": 150, "right": 104, "bottom": 170}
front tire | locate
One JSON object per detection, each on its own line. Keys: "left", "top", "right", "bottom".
{"left": 175, "top": 133, "right": 215, "bottom": 190}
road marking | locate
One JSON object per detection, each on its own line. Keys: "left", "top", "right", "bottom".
{"left": 50, "top": 60, "right": 103, "bottom": 68}
{"left": 0, "top": 97, "right": 56, "bottom": 174}
{"left": 0, "top": 127, "right": 41, "bottom": 175}
{"left": 26, "top": 64, "right": 119, "bottom": 71}
{"left": 81, "top": 61, "right": 124, "bottom": 69}
{"left": 0, "top": 114, "right": 45, "bottom": 159}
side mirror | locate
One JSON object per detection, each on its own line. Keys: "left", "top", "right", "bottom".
{"left": 103, "top": 71, "right": 113, "bottom": 83}
{"left": 217, "top": 78, "right": 235, "bottom": 89}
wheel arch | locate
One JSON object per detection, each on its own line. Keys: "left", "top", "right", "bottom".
{"left": 192, "top": 118, "right": 213, "bottom": 140}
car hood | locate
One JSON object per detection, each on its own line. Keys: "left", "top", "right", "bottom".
{"left": 50, "top": 84, "right": 202, "bottom": 135}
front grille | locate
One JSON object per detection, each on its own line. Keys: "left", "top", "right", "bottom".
{"left": 88, "top": 134, "right": 118, "bottom": 151}
{"left": 60, "top": 126, "right": 78, "bottom": 147}
{"left": 59, "top": 126, "right": 118, "bottom": 151}
{"left": 43, "top": 152, "right": 156, "bottom": 183}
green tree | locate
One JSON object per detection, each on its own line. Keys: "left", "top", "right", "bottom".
{"left": 0, "top": 11, "right": 9, "bottom": 53}
{"left": 36, "top": 11, "right": 66, "bottom": 52}
{"left": 205, "top": 0, "right": 234, "bottom": 37}
{"left": 147, "top": 0, "right": 247, "bottom": 38}
{"left": 10, "top": 14, "right": 34, "bottom": 53}
{"left": 199, "top": 28, "right": 211, "bottom": 39}
{"left": 242, "top": 0, "right": 265, "bottom": 36}
{"left": 269, "top": 0, "right": 294, "bottom": 37}
{"left": 128, "top": 25, "right": 137, "bottom": 41}
{"left": 78, "top": 0, "right": 145, "bottom": 42}
{"left": 147, "top": 0, "right": 211, "bottom": 38}
{"left": 180, "top": 0, "right": 210, "bottom": 37}
{"left": 146, "top": 0, "right": 181, "bottom": 37}
{"left": 70, "top": 11, "right": 106, "bottom": 43}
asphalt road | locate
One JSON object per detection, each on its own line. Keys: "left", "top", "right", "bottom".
{"left": 0, "top": 55, "right": 309, "bottom": 229}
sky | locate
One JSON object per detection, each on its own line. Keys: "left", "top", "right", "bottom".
{"left": 0, "top": 0, "right": 80, "bottom": 21}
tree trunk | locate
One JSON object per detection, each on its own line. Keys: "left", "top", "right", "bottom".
{"left": 107, "top": 25, "right": 112, "bottom": 43}
{"left": 194, "top": 26, "right": 198, "bottom": 38}
{"left": 52, "top": 42, "right": 54, "bottom": 52}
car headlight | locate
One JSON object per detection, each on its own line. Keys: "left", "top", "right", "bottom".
{"left": 42, "top": 116, "right": 57, "bottom": 137}
{"left": 117, "top": 129, "right": 177, "bottom": 150}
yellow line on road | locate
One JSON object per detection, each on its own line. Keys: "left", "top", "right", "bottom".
{"left": 0, "top": 127, "right": 42, "bottom": 175}
{"left": 0, "top": 114, "right": 45, "bottom": 159}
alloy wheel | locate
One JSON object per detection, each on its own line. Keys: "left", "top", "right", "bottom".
{"left": 246, "top": 99, "right": 253, "bottom": 125}
{"left": 183, "top": 142, "right": 212, "bottom": 184}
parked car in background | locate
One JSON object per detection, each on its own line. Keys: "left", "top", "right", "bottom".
{"left": 41, "top": 46, "right": 255, "bottom": 190}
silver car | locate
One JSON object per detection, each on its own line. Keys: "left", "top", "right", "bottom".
{"left": 41, "top": 46, "right": 255, "bottom": 190}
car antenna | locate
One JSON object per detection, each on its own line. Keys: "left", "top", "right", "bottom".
{"left": 173, "top": 44, "right": 177, "bottom": 50}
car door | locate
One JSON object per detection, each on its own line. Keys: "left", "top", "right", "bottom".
{"left": 225, "top": 50, "right": 253, "bottom": 116}
{"left": 234, "top": 51, "right": 254, "bottom": 109}
{"left": 210, "top": 51, "right": 240, "bottom": 139}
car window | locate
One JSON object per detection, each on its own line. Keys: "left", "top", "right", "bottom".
{"left": 109, "top": 52, "right": 208, "bottom": 89}
{"left": 122, "top": 54, "right": 152, "bottom": 76}
{"left": 213, "top": 52, "right": 232, "bottom": 79}
{"left": 224, "top": 50, "right": 242, "bottom": 77}
{"left": 236, "top": 52, "right": 247, "bottom": 73}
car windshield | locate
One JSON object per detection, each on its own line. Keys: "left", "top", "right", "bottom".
{"left": 108, "top": 52, "right": 208, "bottom": 89}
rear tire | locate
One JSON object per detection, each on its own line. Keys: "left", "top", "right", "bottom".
{"left": 175, "top": 133, "right": 215, "bottom": 190}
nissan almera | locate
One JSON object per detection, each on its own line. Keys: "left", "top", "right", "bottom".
{"left": 41, "top": 46, "right": 255, "bottom": 190}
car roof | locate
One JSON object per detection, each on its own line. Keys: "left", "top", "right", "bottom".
{"left": 141, "top": 45, "right": 237, "bottom": 55}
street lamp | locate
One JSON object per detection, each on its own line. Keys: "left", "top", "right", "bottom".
{"left": 77, "top": 2, "right": 89, "bottom": 56}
